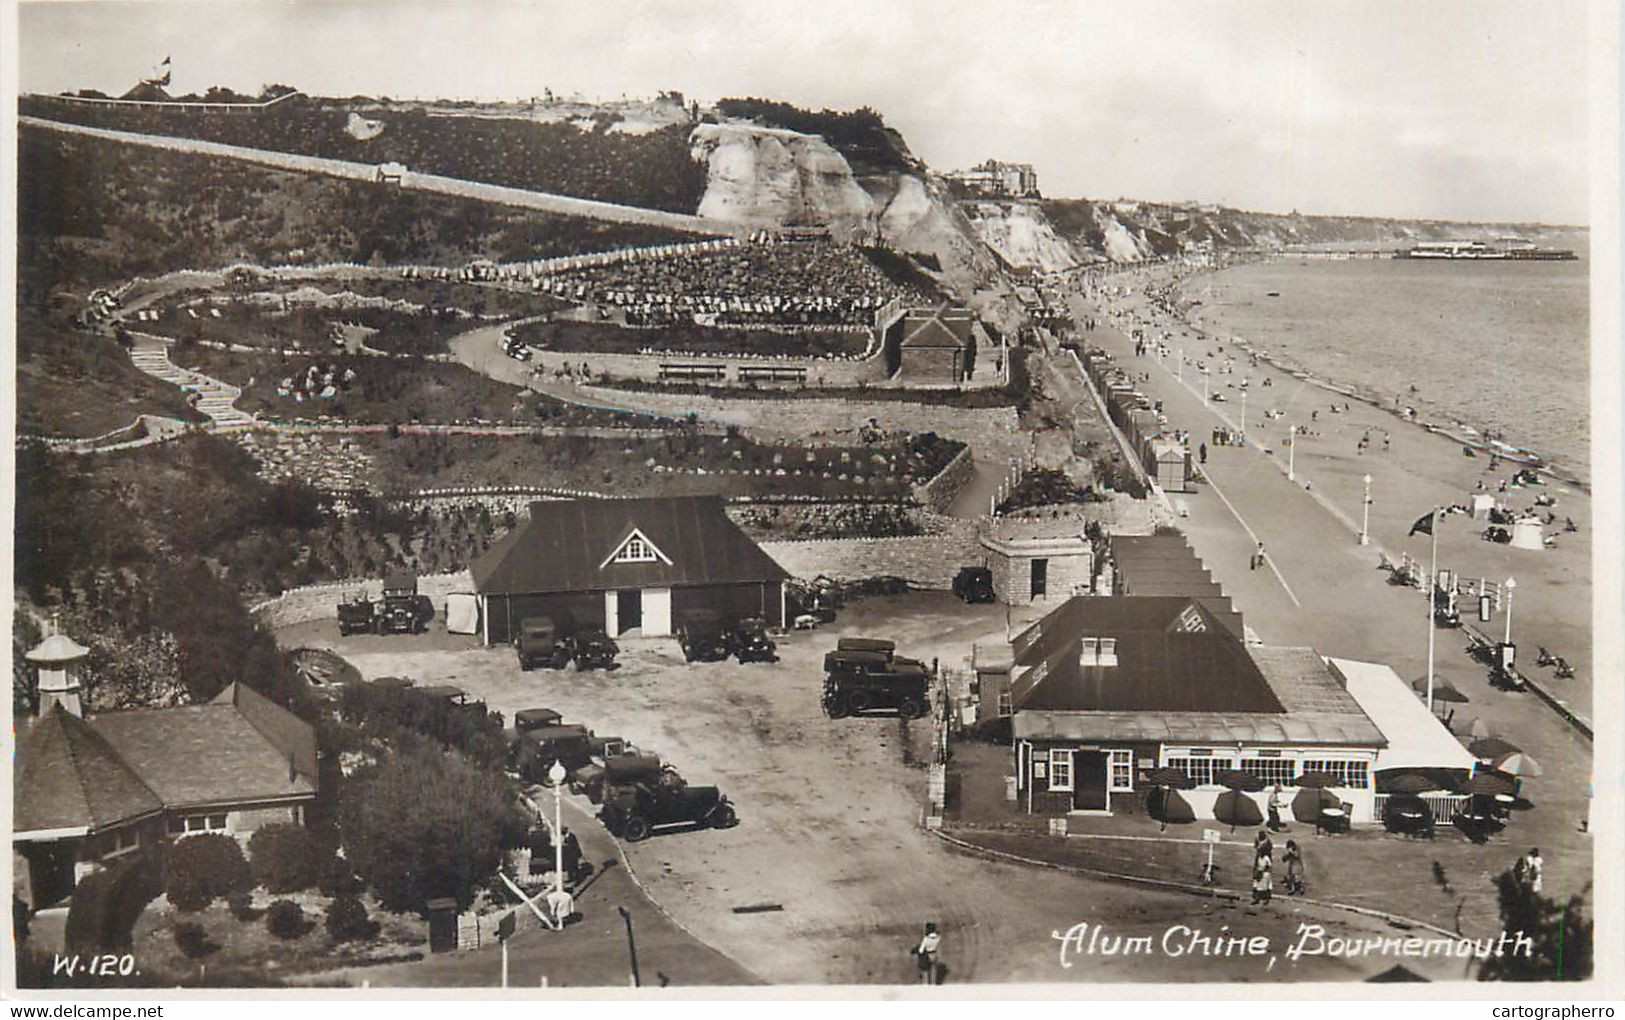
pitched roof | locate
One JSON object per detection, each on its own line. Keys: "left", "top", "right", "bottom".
{"left": 14, "top": 707, "right": 163, "bottom": 836}
{"left": 91, "top": 693, "right": 316, "bottom": 811}
{"left": 471, "top": 496, "right": 789, "bottom": 595}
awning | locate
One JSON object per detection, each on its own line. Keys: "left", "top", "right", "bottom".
{"left": 1329, "top": 658, "right": 1477, "bottom": 773}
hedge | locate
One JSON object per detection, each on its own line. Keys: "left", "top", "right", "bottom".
{"left": 248, "top": 824, "right": 322, "bottom": 893}
{"left": 163, "top": 834, "right": 252, "bottom": 913}
{"left": 325, "top": 894, "right": 378, "bottom": 942}
{"left": 64, "top": 852, "right": 163, "bottom": 953}
{"left": 265, "top": 899, "right": 306, "bottom": 940}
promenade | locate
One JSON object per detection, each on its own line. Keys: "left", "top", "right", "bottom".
{"left": 1065, "top": 278, "right": 1596, "bottom": 913}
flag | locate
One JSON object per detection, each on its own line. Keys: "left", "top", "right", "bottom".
{"left": 1408, "top": 510, "right": 1437, "bottom": 536}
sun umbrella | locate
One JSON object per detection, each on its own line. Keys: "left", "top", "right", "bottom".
{"left": 1213, "top": 789, "right": 1264, "bottom": 831}
{"left": 1291, "top": 786, "right": 1339, "bottom": 822}
{"left": 1493, "top": 752, "right": 1544, "bottom": 778}
{"left": 1469, "top": 718, "right": 1493, "bottom": 739}
{"left": 1148, "top": 787, "right": 1197, "bottom": 827}
{"left": 1413, "top": 676, "right": 1470, "bottom": 703}
{"left": 1462, "top": 772, "right": 1516, "bottom": 797}
{"left": 1384, "top": 773, "right": 1438, "bottom": 795}
{"left": 1468, "top": 736, "right": 1521, "bottom": 760}
{"left": 1143, "top": 766, "right": 1195, "bottom": 789}
{"left": 1296, "top": 770, "right": 1341, "bottom": 789}
{"left": 1216, "top": 769, "right": 1264, "bottom": 792}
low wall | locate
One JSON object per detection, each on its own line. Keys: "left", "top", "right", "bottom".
{"left": 249, "top": 570, "right": 473, "bottom": 630}
{"left": 761, "top": 519, "right": 981, "bottom": 589}
{"left": 913, "top": 444, "right": 976, "bottom": 514}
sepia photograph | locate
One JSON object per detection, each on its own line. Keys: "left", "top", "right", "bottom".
{"left": 5, "top": 0, "right": 1620, "bottom": 1000}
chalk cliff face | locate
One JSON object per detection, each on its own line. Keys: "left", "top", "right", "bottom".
{"left": 689, "top": 122, "right": 876, "bottom": 239}
{"left": 957, "top": 201, "right": 1081, "bottom": 272}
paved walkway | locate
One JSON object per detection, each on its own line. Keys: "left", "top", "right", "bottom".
{"left": 127, "top": 335, "right": 255, "bottom": 428}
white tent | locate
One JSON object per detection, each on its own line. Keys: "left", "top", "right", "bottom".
{"left": 445, "top": 592, "right": 481, "bottom": 635}
{"left": 1328, "top": 657, "right": 1478, "bottom": 773}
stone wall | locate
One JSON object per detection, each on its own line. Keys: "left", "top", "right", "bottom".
{"left": 249, "top": 571, "right": 474, "bottom": 630}
{"left": 761, "top": 518, "right": 981, "bottom": 589}
{"left": 913, "top": 444, "right": 976, "bottom": 514}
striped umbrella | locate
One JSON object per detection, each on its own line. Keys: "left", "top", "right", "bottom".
{"left": 1493, "top": 752, "right": 1544, "bottom": 778}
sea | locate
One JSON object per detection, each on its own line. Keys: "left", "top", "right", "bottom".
{"left": 1176, "top": 242, "right": 1590, "bottom": 484}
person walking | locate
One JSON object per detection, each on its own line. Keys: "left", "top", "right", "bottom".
{"left": 1283, "top": 841, "right": 1305, "bottom": 895}
{"left": 1199, "top": 442, "right": 1208, "bottom": 465}
{"left": 1525, "top": 848, "right": 1544, "bottom": 893}
{"left": 1267, "top": 785, "right": 1286, "bottom": 831}
{"left": 913, "top": 922, "right": 942, "bottom": 985}
{"left": 1254, "top": 829, "right": 1273, "bottom": 863}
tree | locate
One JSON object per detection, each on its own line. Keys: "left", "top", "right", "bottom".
{"left": 1479, "top": 869, "right": 1593, "bottom": 981}
{"left": 247, "top": 823, "right": 322, "bottom": 893}
{"left": 338, "top": 736, "right": 526, "bottom": 914}
{"left": 163, "top": 833, "right": 252, "bottom": 913}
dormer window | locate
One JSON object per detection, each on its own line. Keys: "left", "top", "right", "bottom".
{"left": 616, "top": 536, "right": 656, "bottom": 563}
{"left": 1080, "top": 637, "right": 1118, "bottom": 667}
{"left": 600, "top": 527, "right": 673, "bottom": 569}
{"left": 1098, "top": 638, "right": 1118, "bottom": 666}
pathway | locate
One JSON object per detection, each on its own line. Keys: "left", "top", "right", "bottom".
{"left": 127, "top": 335, "right": 256, "bottom": 429}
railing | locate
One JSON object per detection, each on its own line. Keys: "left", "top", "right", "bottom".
{"left": 1373, "top": 792, "right": 1470, "bottom": 825}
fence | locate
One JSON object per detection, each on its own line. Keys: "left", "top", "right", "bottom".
{"left": 1372, "top": 792, "right": 1470, "bottom": 826}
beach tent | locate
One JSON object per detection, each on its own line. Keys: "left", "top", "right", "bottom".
{"left": 445, "top": 592, "right": 481, "bottom": 635}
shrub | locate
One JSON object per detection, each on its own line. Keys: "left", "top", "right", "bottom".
{"left": 265, "top": 899, "right": 306, "bottom": 940}
{"left": 172, "top": 921, "right": 214, "bottom": 959}
{"left": 226, "top": 888, "right": 257, "bottom": 921}
{"left": 325, "top": 894, "right": 378, "bottom": 942}
{"left": 316, "top": 855, "right": 365, "bottom": 897}
{"left": 64, "top": 852, "right": 163, "bottom": 953}
{"left": 163, "top": 834, "right": 251, "bottom": 913}
{"left": 248, "top": 824, "right": 321, "bottom": 893}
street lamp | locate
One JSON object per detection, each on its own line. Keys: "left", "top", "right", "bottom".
{"left": 1360, "top": 474, "right": 1372, "bottom": 546}
{"left": 1504, "top": 577, "right": 1517, "bottom": 645}
{"left": 1287, "top": 424, "right": 1297, "bottom": 481}
{"left": 1241, "top": 387, "right": 1247, "bottom": 432}
{"left": 548, "top": 759, "right": 568, "bottom": 894}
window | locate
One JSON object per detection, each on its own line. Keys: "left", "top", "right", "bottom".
{"left": 996, "top": 689, "right": 1013, "bottom": 717}
{"left": 1079, "top": 637, "right": 1099, "bottom": 666}
{"left": 99, "top": 827, "right": 141, "bottom": 859}
{"left": 615, "top": 537, "right": 656, "bottom": 563}
{"left": 168, "top": 814, "right": 229, "bottom": 836}
{"left": 1166, "top": 754, "right": 1236, "bottom": 787}
{"left": 1097, "top": 638, "right": 1118, "bottom": 667}
{"left": 1048, "top": 749, "right": 1074, "bottom": 791}
{"left": 1301, "top": 759, "right": 1371, "bottom": 790}
{"left": 1108, "top": 749, "right": 1134, "bottom": 792}
{"left": 1238, "top": 757, "right": 1299, "bottom": 787}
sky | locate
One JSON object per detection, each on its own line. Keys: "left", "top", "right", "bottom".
{"left": 17, "top": 0, "right": 1596, "bottom": 224}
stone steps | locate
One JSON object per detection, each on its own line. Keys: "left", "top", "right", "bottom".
{"left": 127, "top": 339, "right": 256, "bottom": 428}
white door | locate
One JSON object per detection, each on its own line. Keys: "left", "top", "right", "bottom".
{"left": 642, "top": 588, "right": 673, "bottom": 637}
{"left": 603, "top": 590, "right": 618, "bottom": 636}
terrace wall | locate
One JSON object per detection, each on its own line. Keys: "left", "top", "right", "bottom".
{"left": 249, "top": 570, "right": 473, "bottom": 629}
{"left": 913, "top": 444, "right": 976, "bottom": 514}
{"left": 761, "top": 517, "right": 981, "bottom": 589}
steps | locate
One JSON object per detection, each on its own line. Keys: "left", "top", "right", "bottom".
{"left": 127, "top": 337, "right": 256, "bottom": 429}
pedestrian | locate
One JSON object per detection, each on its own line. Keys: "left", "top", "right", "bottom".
{"left": 1253, "top": 542, "right": 1265, "bottom": 571}
{"left": 1526, "top": 848, "right": 1544, "bottom": 893}
{"left": 1254, "top": 829, "right": 1273, "bottom": 862}
{"left": 913, "top": 922, "right": 942, "bottom": 984}
{"left": 1283, "top": 840, "right": 1305, "bottom": 895}
{"left": 562, "top": 829, "right": 583, "bottom": 885}
{"left": 1267, "top": 785, "right": 1286, "bottom": 831}
{"left": 1198, "top": 442, "right": 1207, "bottom": 464}
{"left": 1251, "top": 853, "right": 1273, "bottom": 905}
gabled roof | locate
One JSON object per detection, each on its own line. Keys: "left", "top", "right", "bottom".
{"left": 14, "top": 707, "right": 163, "bottom": 836}
{"left": 471, "top": 496, "right": 789, "bottom": 595}
{"left": 91, "top": 689, "right": 316, "bottom": 811}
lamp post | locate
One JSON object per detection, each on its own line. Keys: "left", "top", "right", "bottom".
{"left": 548, "top": 760, "right": 567, "bottom": 894}
{"left": 1241, "top": 387, "right": 1247, "bottom": 432}
{"left": 1202, "top": 368, "right": 1209, "bottom": 403}
{"left": 1287, "top": 424, "right": 1297, "bottom": 481}
{"left": 1360, "top": 474, "right": 1372, "bottom": 545}
{"left": 1504, "top": 577, "right": 1516, "bottom": 644}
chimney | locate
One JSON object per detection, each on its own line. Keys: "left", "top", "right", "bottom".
{"left": 26, "top": 616, "right": 89, "bottom": 718}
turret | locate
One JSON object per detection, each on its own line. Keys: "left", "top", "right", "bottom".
{"left": 25, "top": 620, "right": 89, "bottom": 718}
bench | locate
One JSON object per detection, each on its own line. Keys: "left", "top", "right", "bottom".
{"left": 737, "top": 365, "right": 808, "bottom": 383}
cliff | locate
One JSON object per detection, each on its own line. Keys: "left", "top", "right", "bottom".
{"left": 689, "top": 121, "right": 877, "bottom": 239}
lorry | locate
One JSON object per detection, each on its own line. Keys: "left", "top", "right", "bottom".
{"left": 515, "top": 616, "right": 575, "bottom": 670}
{"left": 821, "top": 639, "right": 931, "bottom": 719}
{"left": 598, "top": 756, "right": 737, "bottom": 842}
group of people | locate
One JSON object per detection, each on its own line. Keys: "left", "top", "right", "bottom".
{"left": 1250, "top": 829, "right": 1307, "bottom": 904}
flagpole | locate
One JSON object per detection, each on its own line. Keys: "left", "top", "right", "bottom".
{"left": 1426, "top": 509, "right": 1438, "bottom": 713}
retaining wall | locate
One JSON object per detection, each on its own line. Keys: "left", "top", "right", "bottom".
{"left": 761, "top": 518, "right": 981, "bottom": 589}
{"left": 913, "top": 444, "right": 976, "bottom": 514}
{"left": 249, "top": 570, "right": 473, "bottom": 630}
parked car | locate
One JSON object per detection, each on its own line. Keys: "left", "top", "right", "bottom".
{"left": 677, "top": 611, "right": 733, "bottom": 663}
{"left": 822, "top": 642, "right": 930, "bottom": 719}
{"left": 599, "top": 764, "right": 736, "bottom": 842}
{"left": 952, "top": 566, "right": 996, "bottom": 603}
{"left": 509, "top": 723, "right": 595, "bottom": 782}
{"left": 572, "top": 627, "right": 620, "bottom": 670}
{"left": 337, "top": 593, "right": 378, "bottom": 635}
{"left": 377, "top": 572, "right": 433, "bottom": 634}
{"left": 515, "top": 616, "right": 574, "bottom": 670}
{"left": 732, "top": 617, "right": 777, "bottom": 663}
